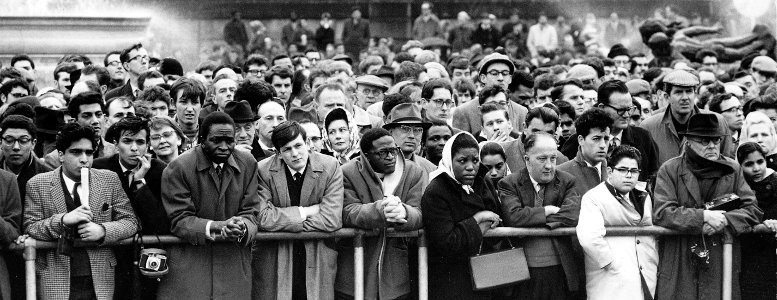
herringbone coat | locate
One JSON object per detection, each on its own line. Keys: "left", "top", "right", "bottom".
{"left": 23, "top": 168, "right": 139, "bottom": 300}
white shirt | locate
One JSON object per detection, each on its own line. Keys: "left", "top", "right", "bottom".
{"left": 205, "top": 162, "right": 227, "bottom": 240}
{"left": 118, "top": 158, "right": 146, "bottom": 185}
{"left": 585, "top": 160, "right": 603, "bottom": 180}
{"left": 257, "top": 139, "right": 275, "bottom": 153}
{"left": 611, "top": 131, "right": 623, "bottom": 147}
{"left": 528, "top": 174, "right": 543, "bottom": 193}
{"left": 61, "top": 173, "right": 85, "bottom": 202}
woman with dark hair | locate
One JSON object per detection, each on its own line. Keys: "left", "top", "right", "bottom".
{"left": 479, "top": 141, "right": 510, "bottom": 187}
{"left": 736, "top": 141, "right": 777, "bottom": 299}
{"left": 422, "top": 132, "right": 503, "bottom": 300}
{"left": 287, "top": 69, "right": 310, "bottom": 111}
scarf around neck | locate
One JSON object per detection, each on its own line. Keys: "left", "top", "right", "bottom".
{"left": 685, "top": 144, "right": 736, "bottom": 179}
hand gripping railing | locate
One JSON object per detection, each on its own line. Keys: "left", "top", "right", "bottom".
{"left": 9, "top": 225, "right": 772, "bottom": 300}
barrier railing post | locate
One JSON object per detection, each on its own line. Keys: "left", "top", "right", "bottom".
{"left": 722, "top": 229, "right": 734, "bottom": 300}
{"left": 354, "top": 230, "right": 364, "bottom": 300}
{"left": 417, "top": 231, "right": 428, "bottom": 300}
{"left": 22, "top": 239, "right": 36, "bottom": 300}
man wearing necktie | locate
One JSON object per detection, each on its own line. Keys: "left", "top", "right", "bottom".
{"left": 24, "top": 123, "right": 138, "bottom": 300}
{"left": 559, "top": 108, "right": 614, "bottom": 197}
{"left": 498, "top": 132, "right": 583, "bottom": 299}
{"left": 159, "top": 112, "right": 259, "bottom": 300}
{"left": 255, "top": 121, "right": 343, "bottom": 300}
{"left": 92, "top": 116, "right": 169, "bottom": 299}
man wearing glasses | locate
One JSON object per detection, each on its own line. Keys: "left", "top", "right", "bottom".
{"left": 641, "top": 70, "right": 733, "bottom": 167}
{"left": 708, "top": 94, "right": 744, "bottom": 151}
{"left": 384, "top": 103, "right": 437, "bottom": 174}
{"left": 354, "top": 75, "right": 388, "bottom": 110}
{"left": 336, "top": 128, "right": 426, "bottom": 300}
{"left": 106, "top": 43, "right": 149, "bottom": 101}
{"left": 453, "top": 53, "right": 527, "bottom": 135}
{"left": 103, "top": 51, "right": 126, "bottom": 90}
{"left": 421, "top": 78, "right": 454, "bottom": 125}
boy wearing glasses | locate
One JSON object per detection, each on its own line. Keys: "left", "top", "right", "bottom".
{"left": 576, "top": 145, "right": 658, "bottom": 300}
{"left": 421, "top": 78, "right": 454, "bottom": 125}
{"left": 336, "top": 128, "right": 426, "bottom": 300}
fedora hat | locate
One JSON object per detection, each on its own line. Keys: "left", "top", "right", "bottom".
{"left": 223, "top": 100, "right": 258, "bottom": 123}
{"left": 382, "top": 103, "right": 431, "bottom": 130}
{"left": 679, "top": 113, "right": 725, "bottom": 138}
{"left": 34, "top": 106, "right": 67, "bottom": 135}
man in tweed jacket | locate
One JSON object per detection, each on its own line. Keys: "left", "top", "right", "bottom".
{"left": 24, "top": 123, "right": 138, "bottom": 300}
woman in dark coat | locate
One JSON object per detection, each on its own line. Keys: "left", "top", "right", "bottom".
{"left": 421, "top": 132, "right": 503, "bottom": 300}
{"left": 737, "top": 142, "right": 777, "bottom": 299}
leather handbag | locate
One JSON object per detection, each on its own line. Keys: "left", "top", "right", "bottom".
{"left": 469, "top": 238, "right": 530, "bottom": 291}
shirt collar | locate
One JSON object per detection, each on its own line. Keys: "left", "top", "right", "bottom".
{"left": 61, "top": 170, "right": 78, "bottom": 195}
{"left": 529, "top": 174, "right": 542, "bottom": 192}
{"left": 212, "top": 162, "right": 224, "bottom": 170}
{"left": 585, "top": 160, "right": 602, "bottom": 174}
{"left": 611, "top": 131, "right": 623, "bottom": 141}
{"left": 257, "top": 139, "right": 275, "bottom": 152}
{"left": 286, "top": 161, "right": 307, "bottom": 177}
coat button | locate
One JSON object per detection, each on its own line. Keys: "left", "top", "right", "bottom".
{"left": 636, "top": 240, "right": 640, "bottom": 244}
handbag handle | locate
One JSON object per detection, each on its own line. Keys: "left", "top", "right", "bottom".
{"left": 476, "top": 236, "right": 516, "bottom": 255}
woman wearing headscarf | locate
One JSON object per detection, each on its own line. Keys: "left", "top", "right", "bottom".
{"left": 739, "top": 111, "right": 777, "bottom": 170}
{"left": 736, "top": 142, "right": 777, "bottom": 299}
{"left": 421, "top": 132, "right": 503, "bottom": 300}
{"left": 321, "top": 108, "right": 361, "bottom": 164}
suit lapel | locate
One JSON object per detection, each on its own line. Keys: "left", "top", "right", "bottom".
{"left": 680, "top": 170, "right": 702, "bottom": 206}
{"left": 357, "top": 158, "right": 385, "bottom": 202}
{"left": 269, "top": 157, "right": 291, "bottom": 207}
{"left": 300, "top": 156, "right": 322, "bottom": 206}
{"left": 50, "top": 171, "right": 68, "bottom": 214}
{"left": 517, "top": 170, "right": 538, "bottom": 207}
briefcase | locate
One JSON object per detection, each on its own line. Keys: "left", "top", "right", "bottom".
{"left": 469, "top": 240, "right": 530, "bottom": 291}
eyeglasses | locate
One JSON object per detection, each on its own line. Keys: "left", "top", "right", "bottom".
{"left": 247, "top": 69, "right": 264, "bottom": 75}
{"left": 1, "top": 136, "right": 31, "bottom": 146}
{"left": 128, "top": 55, "right": 149, "bottom": 63}
{"left": 107, "top": 61, "right": 122, "bottom": 67}
{"left": 10, "top": 93, "right": 27, "bottom": 98}
{"left": 370, "top": 147, "right": 399, "bottom": 159}
{"left": 721, "top": 106, "right": 742, "bottom": 114}
{"left": 151, "top": 131, "right": 177, "bottom": 141}
{"left": 613, "top": 167, "right": 641, "bottom": 176}
{"left": 688, "top": 136, "right": 722, "bottom": 146}
{"left": 397, "top": 125, "right": 424, "bottom": 135}
{"left": 487, "top": 70, "right": 511, "bottom": 77}
{"left": 488, "top": 100, "right": 510, "bottom": 107}
{"left": 602, "top": 103, "right": 637, "bottom": 118}
{"left": 430, "top": 99, "right": 455, "bottom": 108}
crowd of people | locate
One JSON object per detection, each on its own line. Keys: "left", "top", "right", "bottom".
{"left": 0, "top": 2, "right": 777, "bottom": 300}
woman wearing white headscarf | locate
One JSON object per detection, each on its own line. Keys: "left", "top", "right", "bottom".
{"left": 422, "top": 132, "right": 504, "bottom": 300}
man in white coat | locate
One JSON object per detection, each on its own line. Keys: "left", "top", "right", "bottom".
{"left": 576, "top": 145, "right": 658, "bottom": 300}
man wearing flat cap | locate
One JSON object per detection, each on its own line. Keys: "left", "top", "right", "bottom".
{"left": 355, "top": 75, "right": 388, "bottom": 111}
{"left": 452, "top": 53, "right": 528, "bottom": 137}
{"left": 384, "top": 103, "right": 437, "bottom": 174}
{"left": 652, "top": 113, "right": 762, "bottom": 300}
{"left": 641, "top": 70, "right": 735, "bottom": 166}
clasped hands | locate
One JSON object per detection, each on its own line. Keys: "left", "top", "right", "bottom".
{"left": 376, "top": 195, "right": 408, "bottom": 224}
{"left": 211, "top": 217, "right": 248, "bottom": 241}
{"left": 703, "top": 210, "right": 728, "bottom": 236}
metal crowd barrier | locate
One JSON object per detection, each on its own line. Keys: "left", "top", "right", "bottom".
{"left": 10, "top": 225, "right": 771, "bottom": 300}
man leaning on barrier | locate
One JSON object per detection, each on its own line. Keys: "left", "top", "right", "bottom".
{"left": 158, "top": 112, "right": 259, "bottom": 300}
{"left": 335, "top": 128, "right": 427, "bottom": 300}
{"left": 653, "top": 113, "right": 762, "bottom": 300}
{"left": 255, "top": 121, "right": 343, "bottom": 300}
{"left": 24, "top": 123, "right": 138, "bottom": 300}
{"left": 498, "top": 132, "right": 583, "bottom": 299}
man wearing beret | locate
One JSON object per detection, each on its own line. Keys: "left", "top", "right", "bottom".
{"left": 641, "top": 70, "right": 735, "bottom": 166}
